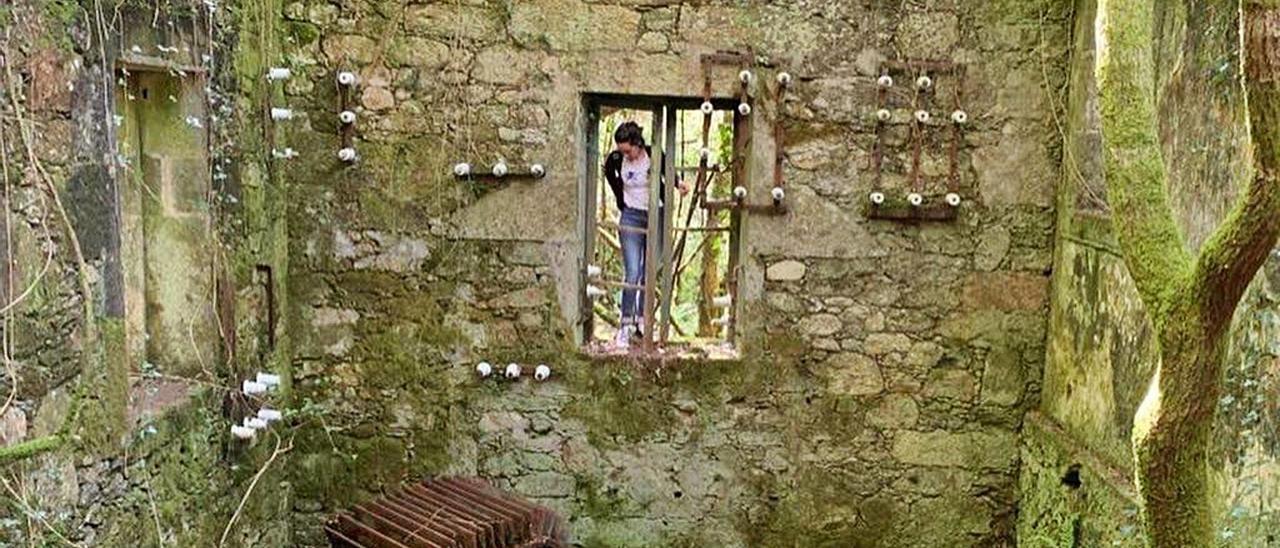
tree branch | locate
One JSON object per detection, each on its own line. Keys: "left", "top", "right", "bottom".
{"left": 1191, "top": 3, "right": 1280, "bottom": 333}
{"left": 1096, "top": 0, "right": 1194, "bottom": 315}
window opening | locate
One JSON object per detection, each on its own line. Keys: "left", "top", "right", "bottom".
{"left": 582, "top": 96, "right": 741, "bottom": 358}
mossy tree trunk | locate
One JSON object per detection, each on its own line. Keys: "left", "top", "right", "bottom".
{"left": 1095, "top": 0, "right": 1280, "bottom": 545}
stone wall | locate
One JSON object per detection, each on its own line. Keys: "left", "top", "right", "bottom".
{"left": 0, "top": 0, "right": 293, "bottom": 545}
{"left": 1017, "top": 0, "right": 1280, "bottom": 545}
{"left": 283, "top": 0, "right": 1069, "bottom": 545}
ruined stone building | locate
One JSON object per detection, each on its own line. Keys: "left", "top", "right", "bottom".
{"left": 0, "top": 0, "right": 1276, "bottom": 546}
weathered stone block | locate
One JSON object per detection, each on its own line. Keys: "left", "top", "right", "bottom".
{"left": 891, "top": 429, "right": 1018, "bottom": 469}
{"left": 961, "top": 272, "right": 1048, "bottom": 312}
{"left": 975, "top": 225, "right": 1012, "bottom": 271}
{"left": 867, "top": 394, "right": 919, "bottom": 428}
{"left": 0, "top": 407, "right": 27, "bottom": 447}
{"left": 972, "top": 125, "right": 1055, "bottom": 208}
{"left": 637, "top": 31, "right": 669, "bottom": 54}
{"left": 322, "top": 34, "right": 378, "bottom": 64}
{"left": 27, "top": 50, "right": 74, "bottom": 113}
{"left": 766, "top": 260, "right": 807, "bottom": 281}
{"left": 798, "top": 313, "right": 841, "bottom": 337}
{"left": 864, "top": 333, "right": 911, "bottom": 356}
{"left": 511, "top": 0, "right": 640, "bottom": 52}
{"left": 824, "top": 353, "right": 884, "bottom": 396}
{"left": 386, "top": 37, "right": 451, "bottom": 69}
{"left": 980, "top": 345, "right": 1025, "bottom": 406}
{"left": 513, "top": 471, "right": 576, "bottom": 498}
{"left": 473, "top": 47, "right": 541, "bottom": 85}
{"left": 896, "top": 12, "right": 960, "bottom": 59}
{"left": 360, "top": 86, "right": 395, "bottom": 111}
{"left": 924, "top": 368, "right": 978, "bottom": 401}
{"left": 406, "top": 5, "right": 502, "bottom": 42}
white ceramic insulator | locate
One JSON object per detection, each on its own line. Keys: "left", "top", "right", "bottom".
{"left": 337, "top": 71, "right": 358, "bottom": 86}
{"left": 534, "top": 364, "right": 551, "bottom": 381}
{"left": 876, "top": 109, "right": 892, "bottom": 122}
{"left": 339, "top": 110, "right": 356, "bottom": 124}
{"left": 242, "top": 380, "right": 267, "bottom": 395}
{"left": 733, "top": 186, "right": 747, "bottom": 199}
{"left": 916, "top": 75, "right": 933, "bottom": 90}
{"left": 585, "top": 284, "right": 606, "bottom": 299}
{"left": 771, "top": 187, "right": 785, "bottom": 202}
{"left": 244, "top": 417, "right": 269, "bottom": 430}
{"left": 737, "top": 103, "right": 751, "bottom": 116}
{"left": 945, "top": 192, "right": 962, "bottom": 207}
{"left": 586, "top": 264, "right": 602, "bottom": 278}
{"left": 739, "top": 69, "right": 753, "bottom": 84}
{"left": 266, "top": 67, "right": 291, "bottom": 81}
{"left": 877, "top": 75, "right": 894, "bottom": 88}
{"left": 712, "top": 295, "right": 732, "bottom": 308}
{"left": 914, "top": 110, "right": 930, "bottom": 123}
{"left": 776, "top": 72, "right": 792, "bottom": 86}
{"left": 711, "top": 315, "right": 729, "bottom": 327}
{"left": 700, "top": 101, "right": 714, "bottom": 115}
{"left": 505, "top": 363, "right": 522, "bottom": 379}
{"left": 492, "top": 162, "right": 508, "bottom": 177}
{"left": 231, "top": 425, "right": 256, "bottom": 440}
{"left": 270, "top": 108, "right": 293, "bottom": 121}
{"left": 256, "top": 372, "right": 281, "bottom": 387}
{"left": 951, "top": 110, "right": 968, "bottom": 124}
{"left": 908, "top": 192, "right": 924, "bottom": 206}
{"left": 454, "top": 162, "right": 471, "bottom": 177}
{"left": 257, "top": 408, "right": 283, "bottom": 422}
{"left": 337, "top": 147, "right": 357, "bottom": 162}
{"left": 476, "top": 361, "right": 492, "bottom": 377}
{"left": 530, "top": 164, "right": 546, "bottom": 178}
{"left": 272, "top": 148, "right": 298, "bottom": 159}
{"left": 869, "top": 191, "right": 886, "bottom": 205}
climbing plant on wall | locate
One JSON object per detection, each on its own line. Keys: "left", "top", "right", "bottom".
{"left": 1094, "top": 0, "right": 1280, "bottom": 545}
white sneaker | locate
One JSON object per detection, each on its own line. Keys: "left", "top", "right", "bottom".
{"left": 613, "top": 325, "right": 631, "bottom": 349}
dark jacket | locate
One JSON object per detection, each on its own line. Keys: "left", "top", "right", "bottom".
{"left": 604, "top": 146, "right": 666, "bottom": 212}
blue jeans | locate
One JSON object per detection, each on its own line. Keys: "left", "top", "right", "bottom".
{"left": 619, "top": 207, "right": 663, "bottom": 325}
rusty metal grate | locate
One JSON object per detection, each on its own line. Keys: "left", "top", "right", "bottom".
{"left": 325, "top": 476, "right": 568, "bottom": 548}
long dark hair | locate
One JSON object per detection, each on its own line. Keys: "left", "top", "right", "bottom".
{"left": 613, "top": 121, "right": 646, "bottom": 148}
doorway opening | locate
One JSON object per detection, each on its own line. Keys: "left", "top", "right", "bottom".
{"left": 581, "top": 95, "right": 743, "bottom": 358}
{"left": 116, "top": 65, "right": 218, "bottom": 377}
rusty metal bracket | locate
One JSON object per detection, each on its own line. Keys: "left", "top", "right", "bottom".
{"left": 865, "top": 201, "right": 959, "bottom": 222}
{"left": 868, "top": 59, "right": 967, "bottom": 223}
{"left": 338, "top": 72, "right": 355, "bottom": 151}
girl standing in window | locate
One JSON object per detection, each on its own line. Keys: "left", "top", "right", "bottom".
{"left": 603, "top": 122, "right": 686, "bottom": 349}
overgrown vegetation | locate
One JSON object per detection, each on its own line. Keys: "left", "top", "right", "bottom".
{"left": 1094, "top": 0, "right": 1280, "bottom": 544}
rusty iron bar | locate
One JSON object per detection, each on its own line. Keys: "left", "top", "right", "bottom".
{"left": 340, "top": 72, "right": 354, "bottom": 151}
{"left": 910, "top": 67, "right": 930, "bottom": 193}
{"left": 702, "top": 199, "right": 790, "bottom": 214}
{"left": 866, "top": 202, "right": 959, "bottom": 222}
{"left": 325, "top": 477, "right": 567, "bottom": 548}
{"left": 948, "top": 67, "right": 966, "bottom": 192}
{"left": 641, "top": 107, "right": 664, "bottom": 354}
{"left": 773, "top": 73, "right": 786, "bottom": 190}
{"left": 872, "top": 81, "right": 885, "bottom": 189}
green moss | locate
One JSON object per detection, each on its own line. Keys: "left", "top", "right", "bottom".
{"left": 0, "top": 435, "right": 64, "bottom": 463}
{"left": 286, "top": 21, "right": 320, "bottom": 46}
{"left": 1016, "top": 417, "right": 1144, "bottom": 547}
{"left": 76, "top": 318, "right": 129, "bottom": 455}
